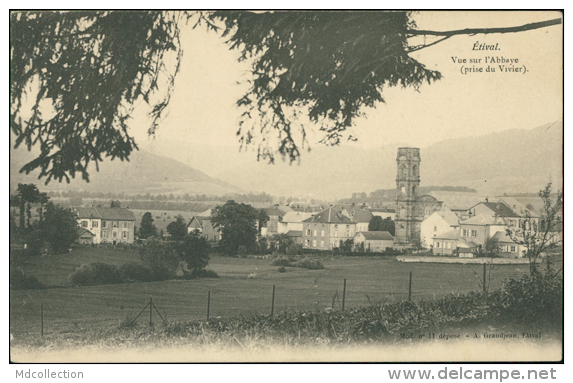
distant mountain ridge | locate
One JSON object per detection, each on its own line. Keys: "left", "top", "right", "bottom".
{"left": 10, "top": 147, "right": 240, "bottom": 196}
{"left": 10, "top": 121, "right": 562, "bottom": 199}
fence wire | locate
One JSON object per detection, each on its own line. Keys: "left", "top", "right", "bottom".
{"left": 10, "top": 260, "right": 533, "bottom": 339}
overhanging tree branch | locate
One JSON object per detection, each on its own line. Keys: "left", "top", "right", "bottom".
{"left": 407, "top": 17, "right": 562, "bottom": 37}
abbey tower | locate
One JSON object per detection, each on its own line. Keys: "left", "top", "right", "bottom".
{"left": 394, "top": 147, "right": 422, "bottom": 244}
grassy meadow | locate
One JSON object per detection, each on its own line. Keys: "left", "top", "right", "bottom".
{"left": 10, "top": 247, "right": 530, "bottom": 342}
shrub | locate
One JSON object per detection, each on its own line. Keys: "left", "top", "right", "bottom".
{"left": 139, "top": 237, "right": 180, "bottom": 280}
{"left": 178, "top": 231, "right": 210, "bottom": 276}
{"left": 68, "top": 263, "right": 121, "bottom": 286}
{"left": 118, "top": 263, "right": 155, "bottom": 282}
{"left": 490, "top": 268, "right": 563, "bottom": 330}
{"left": 193, "top": 269, "right": 219, "bottom": 278}
{"left": 286, "top": 244, "right": 303, "bottom": 255}
{"left": 296, "top": 258, "right": 324, "bottom": 270}
{"left": 10, "top": 270, "right": 46, "bottom": 290}
{"left": 237, "top": 245, "right": 248, "bottom": 257}
{"left": 278, "top": 266, "right": 286, "bottom": 273}
{"left": 271, "top": 256, "right": 293, "bottom": 267}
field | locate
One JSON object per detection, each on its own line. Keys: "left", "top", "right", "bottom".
{"left": 9, "top": 247, "right": 531, "bottom": 342}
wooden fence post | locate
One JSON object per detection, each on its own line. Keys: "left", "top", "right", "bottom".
{"left": 207, "top": 291, "right": 211, "bottom": 320}
{"left": 271, "top": 285, "right": 276, "bottom": 317}
{"left": 342, "top": 279, "right": 347, "bottom": 311}
{"left": 149, "top": 297, "right": 153, "bottom": 326}
{"left": 408, "top": 271, "right": 413, "bottom": 302}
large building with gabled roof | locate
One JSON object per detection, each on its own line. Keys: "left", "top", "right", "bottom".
{"left": 73, "top": 206, "right": 135, "bottom": 244}
{"left": 302, "top": 206, "right": 356, "bottom": 250}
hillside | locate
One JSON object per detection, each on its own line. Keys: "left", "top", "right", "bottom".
{"left": 11, "top": 121, "right": 562, "bottom": 199}
{"left": 142, "top": 121, "right": 562, "bottom": 198}
{"left": 9, "top": 147, "right": 240, "bottom": 196}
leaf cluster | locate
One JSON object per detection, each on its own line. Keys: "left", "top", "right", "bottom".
{"left": 210, "top": 11, "right": 441, "bottom": 162}
{"left": 11, "top": 11, "right": 183, "bottom": 183}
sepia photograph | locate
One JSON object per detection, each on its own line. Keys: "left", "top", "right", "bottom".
{"left": 9, "top": 9, "right": 564, "bottom": 367}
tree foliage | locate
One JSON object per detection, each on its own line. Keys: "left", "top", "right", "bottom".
{"left": 139, "top": 237, "right": 180, "bottom": 280}
{"left": 210, "top": 11, "right": 441, "bottom": 162}
{"left": 211, "top": 200, "right": 262, "bottom": 255}
{"left": 10, "top": 11, "right": 562, "bottom": 181}
{"left": 368, "top": 216, "right": 395, "bottom": 236}
{"left": 15, "top": 183, "right": 48, "bottom": 230}
{"left": 506, "top": 183, "right": 563, "bottom": 272}
{"left": 138, "top": 211, "right": 157, "bottom": 239}
{"left": 178, "top": 230, "right": 210, "bottom": 276}
{"left": 40, "top": 201, "right": 79, "bottom": 254}
{"left": 10, "top": 11, "right": 183, "bottom": 183}
{"left": 166, "top": 214, "right": 187, "bottom": 240}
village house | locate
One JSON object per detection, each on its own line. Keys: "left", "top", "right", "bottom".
{"left": 74, "top": 206, "right": 135, "bottom": 245}
{"left": 302, "top": 206, "right": 356, "bottom": 250}
{"left": 458, "top": 214, "right": 507, "bottom": 250}
{"left": 491, "top": 231, "right": 527, "bottom": 258}
{"left": 285, "top": 230, "right": 303, "bottom": 245}
{"left": 261, "top": 207, "right": 287, "bottom": 237}
{"left": 467, "top": 201, "right": 523, "bottom": 228}
{"left": 187, "top": 215, "right": 221, "bottom": 243}
{"left": 353, "top": 231, "right": 394, "bottom": 252}
{"left": 427, "top": 191, "right": 486, "bottom": 221}
{"left": 278, "top": 211, "right": 315, "bottom": 234}
{"left": 420, "top": 206, "right": 459, "bottom": 249}
{"left": 432, "top": 228, "right": 461, "bottom": 256}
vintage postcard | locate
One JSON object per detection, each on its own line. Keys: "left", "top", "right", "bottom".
{"left": 9, "top": 10, "right": 563, "bottom": 369}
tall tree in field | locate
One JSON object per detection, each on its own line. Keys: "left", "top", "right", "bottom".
{"left": 166, "top": 215, "right": 187, "bottom": 241}
{"left": 139, "top": 212, "right": 158, "bottom": 239}
{"left": 10, "top": 11, "right": 561, "bottom": 182}
{"left": 40, "top": 202, "right": 78, "bottom": 254}
{"left": 178, "top": 230, "right": 210, "bottom": 276}
{"left": 16, "top": 183, "right": 41, "bottom": 230}
{"left": 506, "top": 183, "right": 563, "bottom": 274}
{"left": 211, "top": 200, "right": 262, "bottom": 256}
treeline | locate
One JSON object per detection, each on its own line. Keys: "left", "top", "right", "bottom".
{"left": 47, "top": 190, "right": 275, "bottom": 203}
{"left": 341, "top": 185, "right": 478, "bottom": 204}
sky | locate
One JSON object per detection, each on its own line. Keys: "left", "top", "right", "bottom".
{"left": 130, "top": 11, "right": 563, "bottom": 152}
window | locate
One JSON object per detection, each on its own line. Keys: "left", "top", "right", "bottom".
{"left": 321, "top": 230, "right": 325, "bottom": 237}
{"left": 334, "top": 230, "right": 338, "bottom": 237}
{"left": 113, "top": 221, "right": 118, "bottom": 228}
{"left": 436, "top": 242, "right": 440, "bottom": 248}
{"left": 313, "top": 229, "right": 317, "bottom": 236}
{"left": 447, "top": 242, "right": 451, "bottom": 249}
{"left": 81, "top": 221, "right": 88, "bottom": 228}
{"left": 92, "top": 221, "right": 98, "bottom": 228}
{"left": 346, "top": 230, "right": 350, "bottom": 237}
{"left": 334, "top": 224, "right": 338, "bottom": 229}
{"left": 113, "top": 231, "right": 117, "bottom": 238}
{"left": 462, "top": 229, "right": 468, "bottom": 237}
{"left": 320, "top": 240, "right": 325, "bottom": 248}
{"left": 346, "top": 225, "right": 350, "bottom": 229}
{"left": 122, "top": 231, "right": 128, "bottom": 239}
{"left": 510, "top": 246, "right": 516, "bottom": 252}
{"left": 102, "top": 221, "right": 107, "bottom": 228}
{"left": 471, "top": 230, "right": 477, "bottom": 237}
{"left": 305, "top": 239, "right": 310, "bottom": 247}
{"left": 123, "top": 222, "right": 128, "bottom": 228}
{"left": 102, "top": 231, "right": 107, "bottom": 238}
{"left": 434, "top": 226, "right": 437, "bottom": 232}
{"left": 213, "top": 235, "right": 217, "bottom": 241}
{"left": 313, "top": 240, "right": 317, "bottom": 247}
{"left": 306, "top": 229, "right": 311, "bottom": 236}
